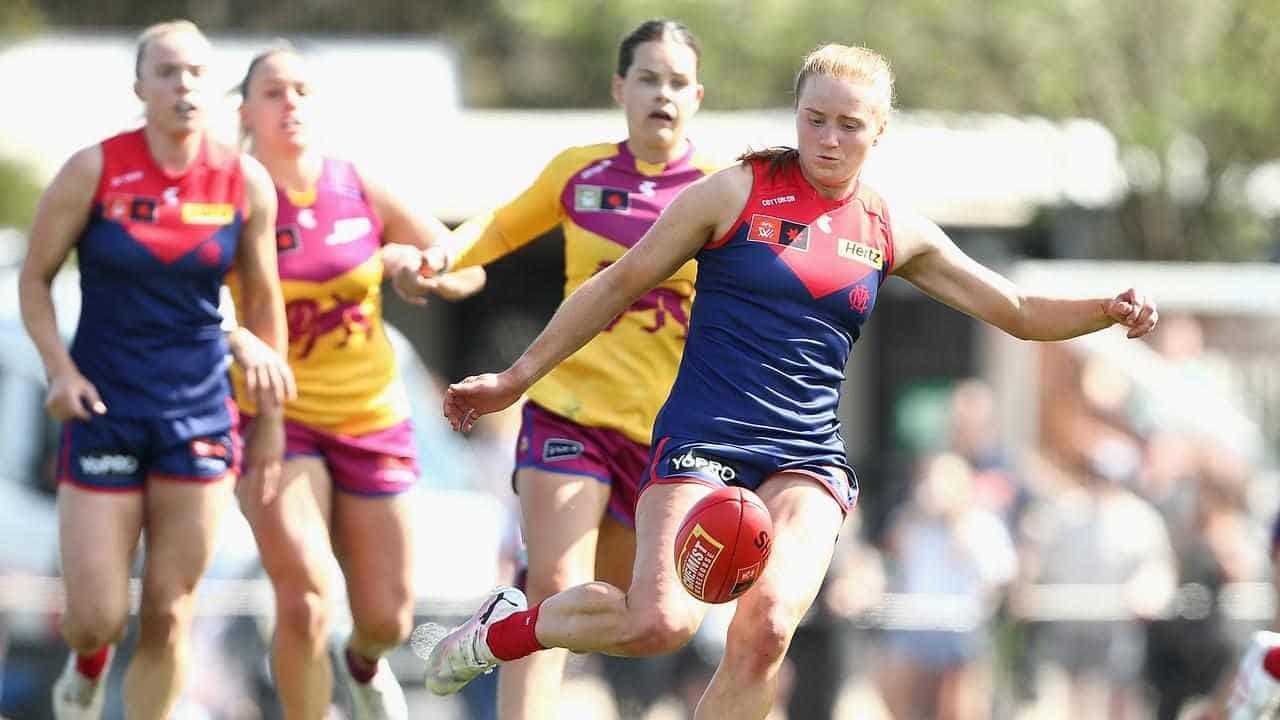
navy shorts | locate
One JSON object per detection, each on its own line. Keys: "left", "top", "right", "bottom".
{"left": 643, "top": 435, "right": 859, "bottom": 512}
{"left": 56, "top": 399, "right": 240, "bottom": 492}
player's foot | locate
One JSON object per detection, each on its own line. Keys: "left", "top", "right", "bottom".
{"left": 331, "top": 635, "right": 409, "bottom": 720}
{"left": 51, "top": 648, "right": 112, "bottom": 720}
{"left": 423, "top": 586, "right": 526, "bottom": 695}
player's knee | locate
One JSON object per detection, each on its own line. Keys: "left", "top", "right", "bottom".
{"left": 62, "top": 609, "right": 128, "bottom": 653}
{"left": 355, "top": 602, "right": 414, "bottom": 649}
{"left": 275, "top": 588, "right": 331, "bottom": 647}
{"left": 729, "top": 604, "right": 794, "bottom": 673}
{"left": 136, "top": 594, "right": 194, "bottom": 650}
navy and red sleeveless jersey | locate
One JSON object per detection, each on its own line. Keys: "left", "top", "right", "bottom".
{"left": 652, "top": 156, "right": 895, "bottom": 464}
{"left": 71, "top": 128, "right": 246, "bottom": 418}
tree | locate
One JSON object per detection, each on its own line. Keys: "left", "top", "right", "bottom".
{"left": 869, "top": 0, "right": 1280, "bottom": 260}
{"left": 0, "top": 0, "right": 46, "bottom": 231}
{"left": 26, "top": 0, "right": 1280, "bottom": 259}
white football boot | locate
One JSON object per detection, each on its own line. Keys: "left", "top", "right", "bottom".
{"left": 51, "top": 647, "right": 113, "bottom": 720}
{"left": 331, "top": 634, "right": 409, "bottom": 720}
{"left": 423, "top": 586, "right": 527, "bottom": 695}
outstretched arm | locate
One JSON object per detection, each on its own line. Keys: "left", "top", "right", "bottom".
{"left": 891, "top": 209, "right": 1157, "bottom": 341}
{"left": 364, "top": 173, "right": 487, "bottom": 303}
{"left": 381, "top": 150, "right": 586, "bottom": 304}
{"left": 380, "top": 241, "right": 487, "bottom": 304}
{"left": 444, "top": 167, "right": 745, "bottom": 431}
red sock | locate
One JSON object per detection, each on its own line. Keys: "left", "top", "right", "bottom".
{"left": 345, "top": 647, "right": 379, "bottom": 684}
{"left": 75, "top": 646, "right": 110, "bottom": 680}
{"left": 484, "top": 602, "right": 546, "bottom": 661}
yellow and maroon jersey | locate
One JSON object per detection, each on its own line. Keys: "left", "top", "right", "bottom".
{"left": 451, "top": 141, "right": 717, "bottom": 445}
{"left": 230, "top": 158, "right": 407, "bottom": 435}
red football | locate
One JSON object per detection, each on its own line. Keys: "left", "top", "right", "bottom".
{"left": 673, "top": 486, "right": 774, "bottom": 604}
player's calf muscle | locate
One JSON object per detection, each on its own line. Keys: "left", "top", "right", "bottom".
{"left": 542, "top": 582, "right": 697, "bottom": 656}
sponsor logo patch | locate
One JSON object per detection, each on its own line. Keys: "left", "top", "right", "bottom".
{"left": 104, "top": 193, "right": 159, "bottom": 222}
{"left": 746, "top": 214, "right": 808, "bottom": 250}
{"left": 77, "top": 452, "right": 140, "bottom": 477}
{"left": 276, "top": 227, "right": 301, "bottom": 254}
{"left": 670, "top": 450, "right": 737, "bottom": 482}
{"left": 191, "top": 437, "right": 231, "bottom": 474}
{"left": 325, "top": 217, "right": 373, "bottom": 246}
{"left": 837, "top": 238, "right": 884, "bottom": 269}
{"left": 543, "top": 438, "right": 585, "bottom": 462}
{"left": 109, "top": 170, "right": 144, "bottom": 188}
{"left": 574, "top": 184, "right": 631, "bottom": 213}
{"left": 131, "top": 197, "right": 158, "bottom": 222}
{"left": 191, "top": 438, "right": 230, "bottom": 459}
{"left": 579, "top": 159, "right": 611, "bottom": 181}
{"left": 760, "top": 194, "right": 796, "bottom": 207}
{"left": 729, "top": 561, "right": 765, "bottom": 597}
{"left": 677, "top": 524, "right": 725, "bottom": 601}
{"left": 181, "top": 202, "right": 235, "bottom": 225}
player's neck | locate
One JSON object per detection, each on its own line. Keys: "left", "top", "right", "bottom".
{"left": 142, "top": 125, "right": 202, "bottom": 176}
{"left": 256, "top": 148, "right": 322, "bottom": 195}
{"left": 626, "top": 137, "right": 687, "bottom": 166}
{"left": 798, "top": 164, "right": 859, "bottom": 202}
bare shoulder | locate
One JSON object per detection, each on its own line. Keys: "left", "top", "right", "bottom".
{"left": 28, "top": 143, "right": 104, "bottom": 260}
{"left": 696, "top": 163, "right": 753, "bottom": 236}
{"left": 54, "top": 143, "right": 104, "bottom": 192}
{"left": 238, "top": 153, "right": 274, "bottom": 195}
{"left": 676, "top": 163, "right": 751, "bottom": 211}
{"left": 886, "top": 201, "right": 947, "bottom": 273}
{"left": 707, "top": 162, "right": 753, "bottom": 194}
{"left": 348, "top": 161, "right": 393, "bottom": 207}
{"left": 237, "top": 154, "right": 279, "bottom": 225}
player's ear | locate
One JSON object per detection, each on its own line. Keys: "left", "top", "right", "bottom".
{"left": 873, "top": 114, "right": 888, "bottom": 146}
{"left": 611, "top": 74, "right": 625, "bottom": 107}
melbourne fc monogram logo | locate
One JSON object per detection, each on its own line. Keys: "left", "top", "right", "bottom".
{"left": 849, "top": 285, "right": 871, "bottom": 313}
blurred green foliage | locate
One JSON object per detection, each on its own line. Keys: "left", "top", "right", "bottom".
{"left": 0, "top": 157, "right": 43, "bottom": 231}
{"left": 23, "top": 0, "right": 1280, "bottom": 259}
{"left": 0, "top": 0, "right": 45, "bottom": 230}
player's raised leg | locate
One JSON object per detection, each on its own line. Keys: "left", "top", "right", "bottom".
{"left": 520, "top": 481, "right": 709, "bottom": 655}
{"left": 426, "top": 482, "right": 711, "bottom": 694}
{"left": 694, "top": 472, "right": 845, "bottom": 720}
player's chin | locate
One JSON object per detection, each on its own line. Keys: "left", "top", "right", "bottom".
{"left": 641, "top": 121, "right": 678, "bottom": 143}
{"left": 172, "top": 107, "right": 203, "bottom": 127}
{"left": 281, "top": 130, "right": 310, "bottom": 151}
